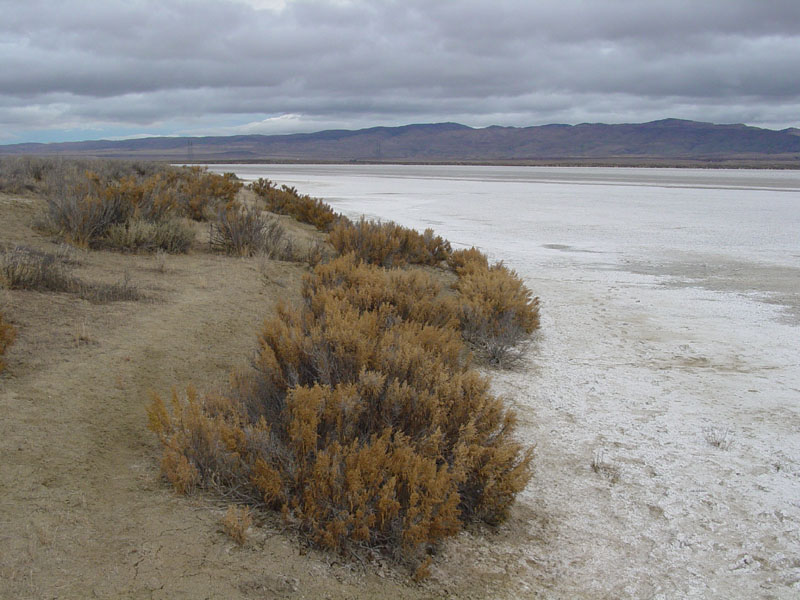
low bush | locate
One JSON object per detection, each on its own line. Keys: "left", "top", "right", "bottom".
{"left": 250, "top": 178, "right": 339, "bottom": 231}
{"left": 0, "top": 156, "right": 50, "bottom": 194}
{"left": 149, "top": 256, "right": 532, "bottom": 571}
{"left": 1, "top": 156, "right": 170, "bottom": 197}
{"left": 42, "top": 171, "right": 131, "bottom": 247}
{"left": 73, "top": 271, "right": 143, "bottom": 303}
{"left": 111, "top": 172, "right": 180, "bottom": 222}
{"left": 210, "top": 206, "right": 285, "bottom": 257}
{"left": 447, "top": 247, "right": 488, "bottom": 273}
{"left": 449, "top": 248, "right": 540, "bottom": 365}
{"left": 34, "top": 160, "right": 242, "bottom": 249}
{"left": 0, "top": 311, "right": 16, "bottom": 373}
{"left": 329, "top": 217, "right": 451, "bottom": 267}
{"left": 304, "top": 240, "right": 328, "bottom": 267}
{"left": 104, "top": 219, "right": 195, "bottom": 254}
{"left": 304, "top": 254, "right": 459, "bottom": 330}
{"left": 176, "top": 168, "right": 242, "bottom": 221}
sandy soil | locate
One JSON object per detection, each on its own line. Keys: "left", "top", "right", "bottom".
{"left": 3, "top": 189, "right": 799, "bottom": 599}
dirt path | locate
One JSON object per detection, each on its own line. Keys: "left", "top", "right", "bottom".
{"left": 1, "top": 242, "right": 297, "bottom": 597}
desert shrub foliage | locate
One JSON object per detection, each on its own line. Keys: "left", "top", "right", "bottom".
{"left": 449, "top": 248, "right": 540, "bottom": 364}
{"left": 329, "top": 217, "right": 451, "bottom": 267}
{"left": 210, "top": 206, "right": 286, "bottom": 257}
{"left": 250, "top": 178, "right": 339, "bottom": 231}
{"left": 28, "top": 159, "right": 240, "bottom": 250}
{"left": 1, "top": 246, "right": 75, "bottom": 292}
{"left": 149, "top": 255, "right": 532, "bottom": 569}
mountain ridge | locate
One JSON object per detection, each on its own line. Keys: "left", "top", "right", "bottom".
{"left": 2, "top": 119, "right": 799, "bottom": 165}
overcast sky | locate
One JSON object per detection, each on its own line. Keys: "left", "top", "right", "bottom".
{"left": 2, "top": 0, "right": 799, "bottom": 144}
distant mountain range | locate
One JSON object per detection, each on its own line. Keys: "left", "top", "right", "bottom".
{"left": 2, "top": 119, "right": 800, "bottom": 166}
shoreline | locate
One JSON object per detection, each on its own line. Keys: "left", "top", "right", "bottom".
{"left": 189, "top": 157, "right": 800, "bottom": 170}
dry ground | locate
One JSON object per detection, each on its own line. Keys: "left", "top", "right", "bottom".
{"left": 0, "top": 193, "right": 540, "bottom": 599}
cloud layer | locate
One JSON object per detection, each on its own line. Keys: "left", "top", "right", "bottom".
{"left": 2, "top": 0, "right": 799, "bottom": 142}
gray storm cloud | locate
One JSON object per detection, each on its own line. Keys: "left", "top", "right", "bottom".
{"left": 1, "top": 0, "right": 799, "bottom": 142}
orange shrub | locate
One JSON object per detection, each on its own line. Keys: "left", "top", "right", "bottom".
{"left": 303, "top": 254, "right": 459, "bottom": 330}
{"left": 149, "top": 257, "right": 532, "bottom": 568}
{"left": 449, "top": 247, "right": 540, "bottom": 364}
{"left": 176, "top": 167, "right": 242, "bottom": 221}
{"left": 250, "top": 178, "right": 338, "bottom": 231}
{"left": 113, "top": 173, "right": 179, "bottom": 222}
{"left": 0, "top": 312, "right": 16, "bottom": 373}
{"left": 447, "top": 247, "right": 488, "bottom": 272}
{"left": 329, "top": 217, "right": 451, "bottom": 267}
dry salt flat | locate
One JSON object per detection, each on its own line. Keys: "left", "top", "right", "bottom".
{"left": 213, "top": 164, "right": 800, "bottom": 599}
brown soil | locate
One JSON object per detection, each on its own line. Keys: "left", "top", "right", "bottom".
{"left": 0, "top": 193, "right": 539, "bottom": 599}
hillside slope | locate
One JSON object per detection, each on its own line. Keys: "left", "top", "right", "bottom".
{"left": 2, "top": 120, "right": 799, "bottom": 164}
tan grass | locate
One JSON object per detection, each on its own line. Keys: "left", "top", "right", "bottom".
{"left": 221, "top": 505, "right": 253, "bottom": 545}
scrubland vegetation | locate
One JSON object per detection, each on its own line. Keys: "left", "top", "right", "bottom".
{"left": 250, "top": 177, "right": 340, "bottom": 231}
{"left": 1, "top": 156, "right": 240, "bottom": 252}
{"left": 329, "top": 216, "right": 451, "bottom": 267}
{"left": 1, "top": 157, "right": 540, "bottom": 579}
{"left": 148, "top": 254, "right": 532, "bottom": 574}
{"left": 210, "top": 205, "right": 287, "bottom": 258}
{"left": 449, "top": 248, "right": 540, "bottom": 365}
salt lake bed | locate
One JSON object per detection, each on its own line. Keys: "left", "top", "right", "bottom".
{"left": 211, "top": 164, "right": 800, "bottom": 599}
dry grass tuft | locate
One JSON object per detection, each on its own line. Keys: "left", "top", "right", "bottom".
{"left": 154, "top": 249, "right": 168, "bottom": 274}
{"left": 103, "top": 219, "right": 195, "bottom": 254}
{"left": 221, "top": 505, "right": 253, "bottom": 545}
{"left": 1, "top": 246, "right": 143, "bottom": 303}
{"left": 591, "top": 449, "right": 620, "bottom": 483}
{"left": 1, "top": 246, "right": 74, "bottom": 292}
{"left": 74, "top": 271, "right": 143, "bottom": 304}
{"left": 704, "top": 426, "right": 733, "bottom": 450}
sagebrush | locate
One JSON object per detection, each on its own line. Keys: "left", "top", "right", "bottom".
{"left": 31, "top": 159, "right": 239, "bottom": 249}
{"left": 210, "top": 206, "right": 286, "bottom": 257}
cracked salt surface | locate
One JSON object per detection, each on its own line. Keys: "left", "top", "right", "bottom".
{"left": 214, "top": 164, "right": 800, "bottom": 599}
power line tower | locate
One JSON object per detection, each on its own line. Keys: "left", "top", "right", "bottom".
{"left": 187, "top": 139, "right": 194, "bottom": 163}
